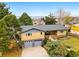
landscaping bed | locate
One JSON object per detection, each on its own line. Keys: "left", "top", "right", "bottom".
{"left": 3, "top": 48, "right": 22, "bottom": 57}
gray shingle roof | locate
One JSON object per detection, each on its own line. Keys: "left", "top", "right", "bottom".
{"left": 21, "top": 24, "right": 68, "bottom": 33}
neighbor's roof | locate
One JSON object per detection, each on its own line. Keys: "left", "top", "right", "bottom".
{"left": 21, "top": 24, "right": 68, "bottom": 33}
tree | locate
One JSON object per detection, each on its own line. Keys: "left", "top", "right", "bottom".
{"left": 0, "top": 20, "right": 10, "bottom": 56}
{"left": 64, "top": 16, "right": 73, "bottom": 24}
{"left": 0, "top": 3, "right": 20, "bottom": 56}
{"left": 56, "top": 8, "right": 71, "bottom": 25}
{"left": 0, "top": 14, "right": 21, "bottom": 56}
{"left": 50, "top": 44, "right": 67, "bottom": 57}
{"left": 18, "top": 12, "right": 32, "bottom": 25}
{"left": 43, "top": 13, "right": 57, "bottom": 25}
{"left": 0, "top": 20, "right": 8, "bottom": 37}
{"left": 44, "top": 40, "right": 68, "bottom": 57}
{"left": 3, "top": 14, "right": 20, "bottom": 31}
{"left": 44, "top": 40, "right": 60, "bottom": 56}
{"left": 2, "top": 15, "right": 21, "bottom": 41}
{"left": 0, "top": 37, "right": 10, "bottom": 52}
{"left": 0, "top": 3, "right": 11, "bottom": 19}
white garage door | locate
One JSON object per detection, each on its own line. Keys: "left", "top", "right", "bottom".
{"left": 24, "top": 40, "right": 42, "bottom": 48}
{"left": 34, "top": 40, "right": 42, "bottom": 46}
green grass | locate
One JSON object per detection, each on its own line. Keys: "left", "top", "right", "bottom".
{"left": 60, "top": 36, "right": 79, "bottom": 51}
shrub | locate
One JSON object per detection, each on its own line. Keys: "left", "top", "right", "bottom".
{"left": 66, "top": 50, "right": 78, "bottom": 57}
{"left": 44, "top": 40, "right": 68, "bottom": 57}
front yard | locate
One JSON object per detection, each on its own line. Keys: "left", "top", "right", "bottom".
{"left": 44, "top": 35, "right": 79, "bottom": 57}
{"left": 60, "top": 36, "right": 79, "bottom": 51}
{"left": 2, "top": 36, "right": 79, "bottom": 57}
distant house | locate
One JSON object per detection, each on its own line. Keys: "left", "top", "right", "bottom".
{"left": 32, "top": 19, "right": 45, "bottom": 25}
{"left": 71, "top": 24, "right": 79, "bottom": 35}
{"left": 31, "top": 16, "right": 45, "bottom": 25}
{"left": 21, "top": 25, "right": 68, "bottom": 48}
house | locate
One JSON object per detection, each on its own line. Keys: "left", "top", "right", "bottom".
{"left": 32, "top": 16, "right": 45, "bottom": 25}
{"left": 71, "top": 24, "right": 79, "bottom": 35}
{"left": 32, "top": 19, "right": 45, "bottom": 25}
{"left": 21, "top": 25, "right": 68, "bottom": 48}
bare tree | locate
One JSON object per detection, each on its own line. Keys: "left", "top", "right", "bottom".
{"left": 56, "top": 8, "right": 70, "bottom": 25}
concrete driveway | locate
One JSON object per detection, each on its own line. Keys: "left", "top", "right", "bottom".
{"left": 21, "top": 46, "right": 49, "bottom": 57}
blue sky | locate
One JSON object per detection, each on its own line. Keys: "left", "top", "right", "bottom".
{"left": 6, "top": 2, "right": 79, "bottom": 16}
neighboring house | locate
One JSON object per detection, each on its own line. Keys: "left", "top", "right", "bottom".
{"left": 72, "top": 17, "right": 79, "bottom": 24}
{"left": 32, "top": 16, "right": 45, "bottom": 25}
{"left": 33, "top": 19, "right": 45, "bottom": 25}
{"left": 71, "top": 24, "right": 79, "bottom": 35}
{"left": 21, "top": 25, "right": 68, "bottom": 48}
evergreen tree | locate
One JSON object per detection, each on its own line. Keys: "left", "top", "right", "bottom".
{"left": 19, "top": 12, "right": 32, "bottom": 25}
{"left": 0, "top": 3, "right": 11, "bottom": 19}
{"left": 43, "top": 13, "right": 57, "bottom": 25}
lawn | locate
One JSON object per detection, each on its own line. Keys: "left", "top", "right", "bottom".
{"left": 60, "top": 36, "right": 79, "bottom": 51}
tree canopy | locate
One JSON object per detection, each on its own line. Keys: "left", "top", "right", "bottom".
{"left": 18, "top": 12, "right": 32, "bottom": 25}
{"left": 0, "top": 20, "right": 10, "bottom": 53}
{"left": 0, "top": 3, "right": 11, "bottom": 19}
{"left": 64, "top": 16, "right": 73, "bottom": 24}
{"left": 0, "top": 14, "right": 20, "bottom": 54}
{"left": 43, "top": 13, "right": 57, "bottom": 25}
{"left": 3, "top": 14, "right": 20, "bottom": 31}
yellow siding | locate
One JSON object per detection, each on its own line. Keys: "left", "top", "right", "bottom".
{"left": 71, "top": 25, "right": 79, "bottom": 32}
{"left": 57, "top": 31, "right": 67, "bottom": 36}
{"left": 21, "top": 32, "right": 45, "bottom": 41}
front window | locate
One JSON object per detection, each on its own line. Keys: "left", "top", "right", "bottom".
{"left": 41, "top": 32, "right": 42, "bottom": 35}
{"left": 60, "top": 31, "right": 63, "bottom": 33}
{"left": 27, "top": 33, "right": 32, "bottom": 36}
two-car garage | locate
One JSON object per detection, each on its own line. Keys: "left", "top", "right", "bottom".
{"left": 24, "top": 40, "right": 43, "bottom": 48}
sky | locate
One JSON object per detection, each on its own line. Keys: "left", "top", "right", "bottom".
{"left": 6, "top": 2, "right": 79, "bottom": 17}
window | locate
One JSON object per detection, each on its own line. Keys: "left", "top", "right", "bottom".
{"left": 60, "top": 31, "right": 63, "bottom": 33}
{"left": 28, "top": 33, "right": 32, "bottom": 36}
{"left": 41, "top": 32, "right": 42, "bottom": 35}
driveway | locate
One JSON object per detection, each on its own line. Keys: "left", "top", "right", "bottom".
{"left": 21, "top": 46, "right": 49, "bottom": 57}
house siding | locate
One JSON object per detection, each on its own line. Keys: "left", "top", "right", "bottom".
{"left": 21, "top": 32, "right": 45, "bottom": 41}
{"left": 57, "top": 31, "right": 67, "bottom": 36}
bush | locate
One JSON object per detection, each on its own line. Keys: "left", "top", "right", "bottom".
{"left": 44, "top": 40, "right": 68, "bottom": 57}
{"left": 66, "top": 50, "right": 79, "bottom": 57}
{"left": 17, "top": 40, "right": 24, "bottom": 48}
{"left": 42, "top": 39, "right": 48, "bottom": 46}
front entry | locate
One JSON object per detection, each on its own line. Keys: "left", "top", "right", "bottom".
{"left": 24, "top": 40, "right": 43, "bottom": 48}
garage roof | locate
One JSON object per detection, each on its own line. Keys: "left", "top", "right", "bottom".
{"left": 21, "top": 24, "right": 68, "bottom": 33}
